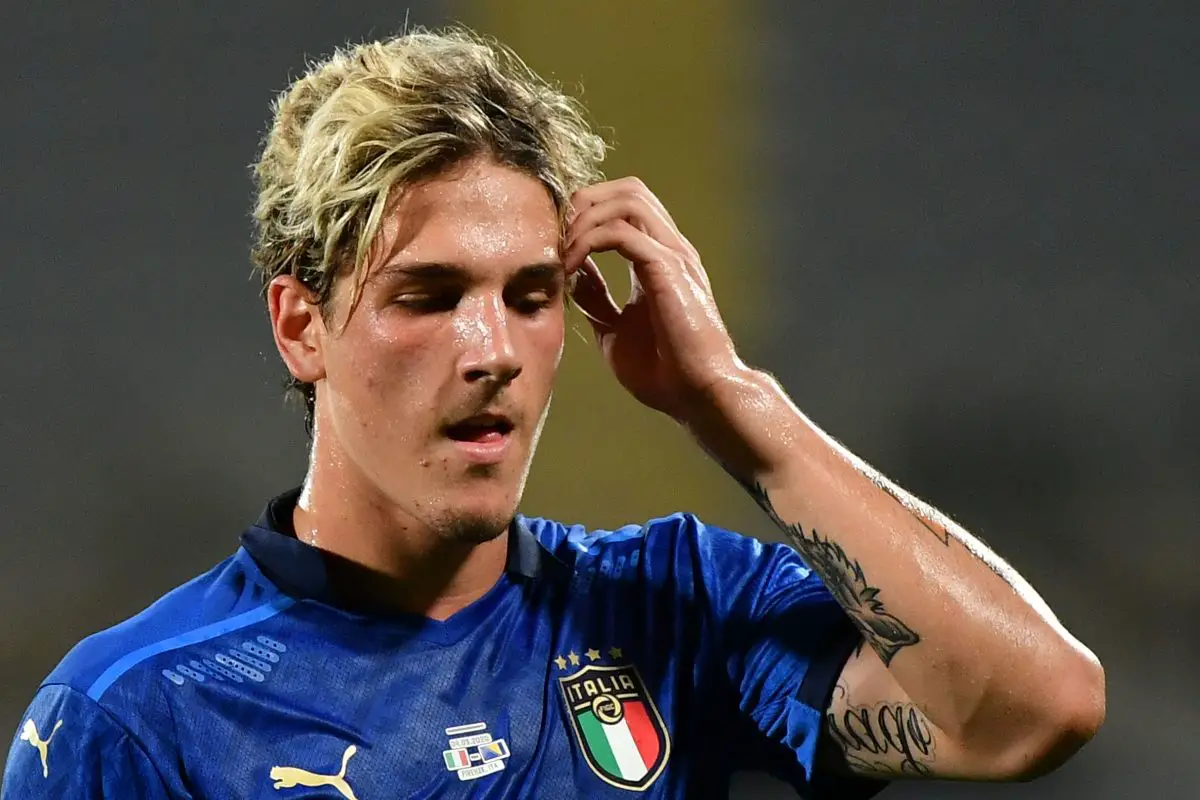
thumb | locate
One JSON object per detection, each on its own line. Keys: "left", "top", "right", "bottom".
{"left": 571, "top": 256, "right": 621, "bottom": 337}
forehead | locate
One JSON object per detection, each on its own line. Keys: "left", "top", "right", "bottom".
{"left": 372, "top": 158, "right": 560, "bottom": 274}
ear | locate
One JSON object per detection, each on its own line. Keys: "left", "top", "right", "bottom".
{"left": 267, "top": 275, "right": 327, "bottom": 386}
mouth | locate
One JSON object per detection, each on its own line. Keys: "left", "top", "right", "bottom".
{"left": 442, "top": 413, "right": 516, "bottom": 465}
{"left": 444, "top": 413, "right": 515, "bottom": 443}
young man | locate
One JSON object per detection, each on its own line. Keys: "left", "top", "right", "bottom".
{"left": 3, "top": 28, "right": 1103, "bottom": 798}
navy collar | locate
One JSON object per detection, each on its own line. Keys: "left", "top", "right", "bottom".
{"left": 240, "top": 488, "right": 569, "bottom": 605}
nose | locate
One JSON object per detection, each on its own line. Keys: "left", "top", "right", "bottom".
{"left": 457, "top": 292, "right": 523, "bottom": 386}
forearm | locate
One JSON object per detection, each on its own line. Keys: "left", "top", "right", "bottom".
{"left": 684, "top": 365, "right": 1104, "bottom": 752}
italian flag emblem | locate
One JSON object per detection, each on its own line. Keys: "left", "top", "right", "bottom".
{"left": 558, "top": 661, "right": 670, "bottom": 790}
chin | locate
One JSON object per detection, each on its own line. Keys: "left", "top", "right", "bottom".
{"left": 431, "top": 486, "right": 521, "bottom": 546}
{"left": 436, "top": 509, "right": 513, "bottom": 545}
{"left": 411, "top": 451, "right": 532, "bottom": 545}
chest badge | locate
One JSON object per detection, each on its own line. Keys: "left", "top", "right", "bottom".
{"left": 556, "top": 646, "right": 670, "bottom": 791}
{"left": 443, "top": 721, "right": 510, "bottom": 781}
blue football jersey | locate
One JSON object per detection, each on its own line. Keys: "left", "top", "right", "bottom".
{"left": 3, "top": 490, "right": 886, "bottom": 798}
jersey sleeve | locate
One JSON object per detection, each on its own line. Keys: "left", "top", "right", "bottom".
{"left": 2, "top": 684, "right": 172, "bottom": 800}
{"left": 693, "top": 518, "right": 888, "bottom": 798}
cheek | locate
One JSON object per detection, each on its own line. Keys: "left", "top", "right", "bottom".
{"left": 531, "top": 311, "right": 566, "bottom": 372}
{"left": 334, "top": 312, "right": 440, "bottom": 402}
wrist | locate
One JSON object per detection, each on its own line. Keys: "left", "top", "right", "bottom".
{"left": 679, "top": 365, "right": 807, "bottom": 481}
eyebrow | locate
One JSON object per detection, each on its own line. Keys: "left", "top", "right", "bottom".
{"left": 373, "top": 261, "right": 565, "bottom": 283}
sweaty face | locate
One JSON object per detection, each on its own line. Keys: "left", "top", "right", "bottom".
{"left": 315, "top": 157, "right": 565, "bottom": 544}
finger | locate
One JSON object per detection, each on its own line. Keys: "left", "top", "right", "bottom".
{"left": 567, "top": 171, "right": 720, "bottom": 281}
{"left": 566, "top": 194, "right": 685, "bottom": 255}
{"left": 569, "top": 179, "right": 705, "bottom": 268}
{"left": 570, "top": 256, "right": 621, "bottom": 331}
{"left": 569, "top": 176, "right": 675, "bottom": 228}
{"left": 566, "top": 216, "right": 713, "bottom": 307}
{"left": 563, "top": 218, "right": 710, "bottom": 327}
{"left": 563, "top": 218, "right": 677, "bottom": 281}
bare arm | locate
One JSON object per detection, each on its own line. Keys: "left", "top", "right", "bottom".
{"left": 560, "top": 176, "right": 1105, "bottom": 782}
{"left": 686, "top": 367, "right": 1106, "bottom": 781}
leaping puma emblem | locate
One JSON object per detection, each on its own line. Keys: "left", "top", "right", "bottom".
{"left": 269, "top": 744, "right": 360, "bottom": 800}
{"left": 20, "top": 719, "right": 63, "bottom": 778}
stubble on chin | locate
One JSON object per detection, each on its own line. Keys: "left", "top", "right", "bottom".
{"left": 436, "top": 511, "right": 511, "bottom": 546}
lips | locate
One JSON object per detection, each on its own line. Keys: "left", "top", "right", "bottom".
{"left": 444, "top": 413, "right": 514, "bottom": 443}
{"left": 443, "top": 413, "right": 515, "bottom": 466}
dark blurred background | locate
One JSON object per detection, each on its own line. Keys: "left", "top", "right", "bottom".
{"left": 1, "top": 2, "right": 1194, "bottom": 797}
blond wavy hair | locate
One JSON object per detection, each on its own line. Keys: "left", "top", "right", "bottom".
{"left": 251, "top": 27, "right": 607, "bottom": 431}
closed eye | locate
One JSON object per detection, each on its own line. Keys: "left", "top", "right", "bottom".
{"left": 378, "top": 261, "right": 565, "bottom": 315}
{"left": 505, "top": 267, "right": 564, "bottom": 315}
{"left": 393, "top": 291, "right": 462, "bottom": 313}
{"left": 509, "top": 290, "right": 557, "bottom": 315}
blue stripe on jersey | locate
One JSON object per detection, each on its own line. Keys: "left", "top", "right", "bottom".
{"left": 85, "top": 595, "right": 295, "bottom": 701}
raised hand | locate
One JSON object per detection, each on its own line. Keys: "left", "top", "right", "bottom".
{"left": 562, "top": 177, "right": 743, "bottom": 422}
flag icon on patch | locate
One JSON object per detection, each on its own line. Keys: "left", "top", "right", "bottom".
{"left": 477, "top": 740, "right": 510, "bottom": 762}
{"left": 443, "top": 748, "right": 471, "bottom": 771}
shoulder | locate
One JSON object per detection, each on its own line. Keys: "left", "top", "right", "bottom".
{"left": 520, "top": 510, "right": 710, "bottom": 565}
{"left": 5, "top": 681, "right": 175, "bottom": 797}
{"left": 518, "top": 512, "right": 810, "bottom": 593}
{"left": 44, "top": 550, "right": 286, "bottom": 712}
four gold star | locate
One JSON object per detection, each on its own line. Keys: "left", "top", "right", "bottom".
{"left": 553, "top": 646, "right": 625, "bottom": 669}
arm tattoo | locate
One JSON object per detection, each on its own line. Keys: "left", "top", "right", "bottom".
{"left": 866, "top": 465, "right": 1012, "bottom": 584}
{"left": 746, "top": 481, "right": 920, "bottom": 666}
{"left": 865, "top": 469, "right": 952, "bottom": 547}
{"left": 826, "top": 680, "right": 936, "bottom": 777}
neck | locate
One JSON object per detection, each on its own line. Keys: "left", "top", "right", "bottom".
{"left": 293, "top": 439, "right": 509, "bottom": 620}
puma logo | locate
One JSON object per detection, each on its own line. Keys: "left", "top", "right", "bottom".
{"left": 20, "top": 719, "right": 63, "bottom": 778}
{"left": 269, "top": 744, "right": 360, "bottom": 800}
